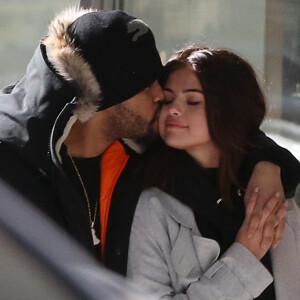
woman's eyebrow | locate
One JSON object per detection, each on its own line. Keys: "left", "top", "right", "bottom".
{"left": 163, "top": 88, "right": 203, "bottom": 94}
{"left": 183, "top": 88, "right": 203, "bottom": 93}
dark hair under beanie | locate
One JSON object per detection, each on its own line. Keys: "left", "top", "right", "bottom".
{"left": 67, "top": 10, "right": 163, "bottom": 110}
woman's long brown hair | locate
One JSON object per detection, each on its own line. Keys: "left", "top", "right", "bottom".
{"left": 142, "top": 46, "right": 266, "bottom": 204}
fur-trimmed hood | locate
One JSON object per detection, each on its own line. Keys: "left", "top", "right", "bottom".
{"left": 0, "top": 8, "right": 145, "bottom": 172}
{"left": 43, "top": 7, "right": 100, "bottom": 123}
{"left": 42, "top": 7, "right": 163, "bottom": 123}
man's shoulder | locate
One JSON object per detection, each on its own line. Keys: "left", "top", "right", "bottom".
{"left": 0, "top": 142, "right": 38, "bottom": 176}
{"left": 0, "top": 141, "right": 70, "bottom": 226}
{"left": 0, "top": 141, "right": 53, "bottom": 202}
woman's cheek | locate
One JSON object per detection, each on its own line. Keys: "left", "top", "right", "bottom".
{"left": 158, "top": 110, "right": 166, "bottom": 136}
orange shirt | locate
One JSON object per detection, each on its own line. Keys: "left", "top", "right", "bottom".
{"left": 99, "top": 141, "right": 129, "bottom": 259}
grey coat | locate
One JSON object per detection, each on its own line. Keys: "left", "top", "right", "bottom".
{"left": 127, "top": 187, "right": 300, "bottom": 300}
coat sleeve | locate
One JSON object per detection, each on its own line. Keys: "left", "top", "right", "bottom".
{"left": 127, "top": 192, "right": 273, "bottom": 300}
{"left": 240, "top": 130, "right": 300, "bottom": 198}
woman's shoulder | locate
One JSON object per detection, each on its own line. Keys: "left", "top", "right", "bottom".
{"left": 138, "top": 187, "right": 184, "bottom": 210}
{"left": 137, "top": 187, "right": 196, "bottom": 229}
{"left": 139, "top": 187, "right": 172, "bottom": 201}
{"left": 137, "top": 187, "right": 177, "bottom": 214}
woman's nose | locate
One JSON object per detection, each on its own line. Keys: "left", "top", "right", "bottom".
{"left": 168, "top": 103, "right": 181, "bottom": 116}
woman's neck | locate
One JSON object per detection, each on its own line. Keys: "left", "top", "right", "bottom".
{"left": 185, "top": 144, "right": 220, "bottom": 168}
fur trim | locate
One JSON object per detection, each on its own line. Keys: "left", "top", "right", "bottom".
{"left": 122, "top": 138, "right": 145, "bottom": 154}
{"left": 55, "top": 115, "right": 78, "bottom": 163}
{"left": 43, "top": 7, "right": 100, "bottom": 122}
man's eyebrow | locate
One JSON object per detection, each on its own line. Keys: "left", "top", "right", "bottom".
{"left": 163, "top": 88, "right": 203, "bottom": 93}
{"left": 163, "top": 88, "right": 173, "bottom": 93}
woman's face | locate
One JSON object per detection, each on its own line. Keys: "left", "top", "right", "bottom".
{"left": 159, "top": 66, "right": 218, "bottom": 165}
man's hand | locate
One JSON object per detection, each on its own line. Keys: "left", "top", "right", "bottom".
{"left": 244, "top": 161, "right": 287, "bottom": 248}
{"left": 236, "top": 189, "right": 278, "bottom": 260}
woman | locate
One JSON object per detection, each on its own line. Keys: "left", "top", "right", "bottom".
{"left": 127, "top": 47, "right": 300, "bottom": 299}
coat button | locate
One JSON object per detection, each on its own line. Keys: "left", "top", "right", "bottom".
{"left": 115, "top": 248, "right": 121, "bottom": 256}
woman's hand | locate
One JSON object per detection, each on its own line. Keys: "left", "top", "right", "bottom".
{"left": 236, "top": 188, "right": 283, "bottom": 260}
{"left": 245, "top": 161, "right": 287, "bottom": 248}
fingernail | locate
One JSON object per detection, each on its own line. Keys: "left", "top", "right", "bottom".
{"left": 254, "top": 187, "right": 259, "bottom": 192}
{"left": 262, "top": 242, "right": 271, "bottom": 250}
{"left": 275, "top": 192, "right": 281, "bottom": 198}
{"left": 284, "top": 201, "right": 288, "bottom": 208}
{"left": 247, "top": 233, "right": 253, "bottom": 239}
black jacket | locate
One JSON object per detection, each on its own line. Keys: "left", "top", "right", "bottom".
{"left": 1, "top": 12, "right": 300, "bottom": 277}
{"left": 0, "top": 9, "right": 145, "bottom": 274}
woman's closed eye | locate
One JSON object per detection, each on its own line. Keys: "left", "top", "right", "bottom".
{"left": 160, "top": 99, "right": 202, "bottom": 106}
{"left": 187, "top": 100, "right": 202, "bottom": 106}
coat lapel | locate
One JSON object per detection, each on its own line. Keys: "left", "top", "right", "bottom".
{"left": 159, "top": 189, "right": 220, "bottom": 285}
{"left": 192, "top": 235, "right": 220, "bottom": 271}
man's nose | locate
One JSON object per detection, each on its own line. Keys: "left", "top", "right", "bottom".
{"left": 150, "top": 81, "right": 164, "bottom": 102}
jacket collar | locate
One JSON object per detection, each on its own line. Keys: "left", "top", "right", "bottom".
{"left": 151, "top": 188, "right": 196, "bottom": 229}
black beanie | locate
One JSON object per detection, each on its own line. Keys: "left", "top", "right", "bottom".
{"left": 67, "top": 10, "right": 163, "bottom": 110}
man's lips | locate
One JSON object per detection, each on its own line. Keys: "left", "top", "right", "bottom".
{"left": 165, "top": 120, "right": 188, "bottom": 128}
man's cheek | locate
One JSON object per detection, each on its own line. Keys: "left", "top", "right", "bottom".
{"left": 151, "top": 119, "right": 159, "bottom": 133}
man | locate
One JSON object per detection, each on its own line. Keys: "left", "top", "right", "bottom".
{"left": 0, "top": 8, "right": 299, "bottom": 276}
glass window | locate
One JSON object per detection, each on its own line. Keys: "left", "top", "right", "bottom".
{"left": 0, "top": 0, "right": 77, "bottom": 87}
{"left": 123, "top": 0, "right": 300, "bottom": 161}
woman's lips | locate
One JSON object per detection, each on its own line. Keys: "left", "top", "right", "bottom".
{"left": 165, "top": 120, "right": 188, "bottom": 128}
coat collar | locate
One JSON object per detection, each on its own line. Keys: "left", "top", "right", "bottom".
{"left": 151, "top": 188, "right": 196, "bottom": 229}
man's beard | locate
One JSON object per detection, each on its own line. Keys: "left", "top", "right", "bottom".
{"left": 105, "top": 103, "right": 160, "bottom": 141}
